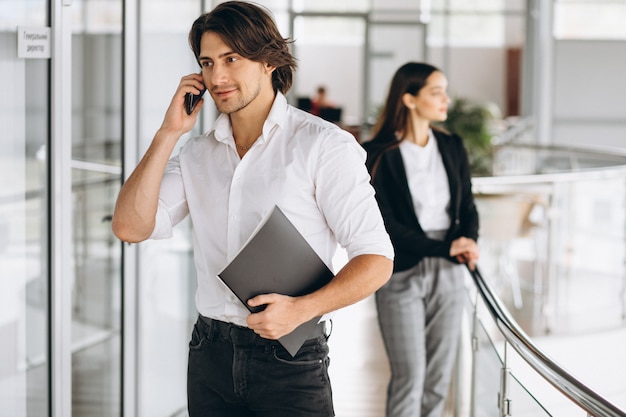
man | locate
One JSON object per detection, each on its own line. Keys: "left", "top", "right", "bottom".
{"left": 112, "top": 1, "right": 393, "bottom": 416}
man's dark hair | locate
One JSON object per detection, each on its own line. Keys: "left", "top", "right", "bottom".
{"left": 188, "top": 1, "right": 297, "bottom": 94}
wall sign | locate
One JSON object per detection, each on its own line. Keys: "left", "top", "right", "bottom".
{"left": 17, "top": 26, "right": 51, "bottom": 59}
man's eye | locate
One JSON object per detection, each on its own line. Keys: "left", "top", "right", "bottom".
{"left": 226, "top": 56, "right": 238, "bottom": 63}
{"left": 201, "top": 61, "right": 213, "bottom": 68}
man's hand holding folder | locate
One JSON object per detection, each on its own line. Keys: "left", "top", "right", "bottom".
{"left": 246, "top": 293, "right": 314, "bottom": 340}
{"left": 217, "top": 206, "right": 334, "bottom": 356}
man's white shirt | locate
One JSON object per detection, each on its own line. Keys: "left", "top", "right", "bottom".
{"left": 150, "top": 93, "right": 393, "bottom": 326}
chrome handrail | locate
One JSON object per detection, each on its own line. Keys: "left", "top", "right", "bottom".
{"left": 468, "top": 265, "right": 626, "bottom": 417}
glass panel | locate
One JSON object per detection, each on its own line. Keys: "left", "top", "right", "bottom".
{"left": 212, "top": 0, "right": 289, "bottom": 30}
{"left": 367, "top": 23, "right": 425, "bottom": 124}
{"left": 293, "top": 16, "right": 365, "bottom": 127}
{"left": 138, "top": 1, "right": 202, "bottom": 416}
{"left": 292, "top": 0, "right": 368, "bottom": 13}
{"left": 508, "top": 372, "right": 553, "bottom": 416}
{"left": 70, "top": 0, "right": 123, "bottom": 415}
{"left": 432, "top": 0, "right": 525, "bottom": 11}
{"left": 448, "top": 0, "right": 507, "bottom": 11}
{"left": 472, "top": 191, "right": 549, "bottom": 323}
{"left": 472, "top": 319, "right": 503, "bottom": 417}
{"left": 372, "top": 0, "right": 419, "bottom": 11}
{"left": 429, "top": 14, "right": 505, "bottom": 46}
{"left": 504, "top": 332, "right": 584, "bottom": 415}
{"left": 548, "top": 178, "right": 625, "bottom": 334}
{"left": 0, "top": 1, "right": 49, "bottom": 416}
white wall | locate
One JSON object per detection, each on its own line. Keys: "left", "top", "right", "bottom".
{"left": 552, "top": 40, "right": 626, "bottom": 148}
{"left": 431, "top": 46, "right": 508, "bottom": 116}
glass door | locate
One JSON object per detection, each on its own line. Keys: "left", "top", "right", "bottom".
{"left": 0, "top": 1, "right": 124, "bottom": 416}
{"left": 291, "top": 14, "right": 366, "bottom": 130}
{"left": 70, "top": 1, "right": 123, "bottom": 415}
{"left": 367, "top": 21, "right": 426, "bottom": 124}
{"left": 0, "top": 1, "right": 50, "bottom": 416}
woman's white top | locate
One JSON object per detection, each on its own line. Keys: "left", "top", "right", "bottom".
{"left": 399, "top": 130, "right": 451, "bottom": 232}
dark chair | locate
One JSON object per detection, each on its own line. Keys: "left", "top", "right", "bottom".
{"left": 319, "top": 107, "right": 342, "bottom": 123}
{"left": 297, "top": 97, "right": 312, "bottom": 112}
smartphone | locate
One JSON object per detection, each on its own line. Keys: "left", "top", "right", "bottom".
{"left": 184, "top": 87, "right": 206, "bottom": 115}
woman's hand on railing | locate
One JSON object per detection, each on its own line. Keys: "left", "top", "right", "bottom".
{"left": 450, "top": 237, "right": 479, "bottom": 270}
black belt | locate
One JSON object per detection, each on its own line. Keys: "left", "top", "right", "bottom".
{"left": 199, "top": 316, "right": 326, "bottom": 346}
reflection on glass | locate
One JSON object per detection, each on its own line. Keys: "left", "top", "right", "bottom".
{"left": 508, "top": 372, "right": 553, "bottom": 416}
{"left": 293, "top": 16, "right": 365, "bottom": 126}
{"left": 0, "top": 1, "right": 49, "bottom": 416}
{"left": 71, "top": 0, "right": 123, "bottom": 415}
{"left": 472, "top": 319, "right": 502, "bottom": 417}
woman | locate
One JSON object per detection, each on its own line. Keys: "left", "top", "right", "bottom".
{"left": 363, "top": 62, "right": 480, "bottom": 417}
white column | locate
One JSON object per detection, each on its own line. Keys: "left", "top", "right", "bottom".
{"left": 50, "top": 0, "right": 74, "bottom": 415}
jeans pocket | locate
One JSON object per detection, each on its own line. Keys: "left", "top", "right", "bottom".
{"left": 271, "top": 338, "right": 328, "bottom": 366}
{"left": 188, "top": 321, "right": 208, "bottom": 351}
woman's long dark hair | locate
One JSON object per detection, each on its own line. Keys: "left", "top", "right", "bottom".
{"left": 367, "top": 62, "right": 442, "bottom": 179}
{"left": 188, "top": 1, "right": 297, "bottom": 94}
{"left": 370, "top": 62, "right": 441, "bottom": 144}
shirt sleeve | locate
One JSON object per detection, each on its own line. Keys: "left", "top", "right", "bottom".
{"left": 149, "top": 155, "right": 190, "bottom": 240}
{"left": 313, "top": 129, "right": 394, "bottom": 261}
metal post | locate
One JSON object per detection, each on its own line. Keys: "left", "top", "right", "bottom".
{"left": 499, "top": 342, "right": 511, "bottom": 417}
{"left": 469, "top": 292, "right": 479, "bottom": 417}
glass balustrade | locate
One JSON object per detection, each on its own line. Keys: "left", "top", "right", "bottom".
{"left": 451, "top": 133, "right": 626, "bottom": 417}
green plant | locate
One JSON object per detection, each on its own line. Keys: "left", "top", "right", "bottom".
{"left": 438, "top": 97, "right": 493, "bottom": 176}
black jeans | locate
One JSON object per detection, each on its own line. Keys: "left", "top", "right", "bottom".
{"left": 187, "top": 316, "right": 335, "bottom": 417}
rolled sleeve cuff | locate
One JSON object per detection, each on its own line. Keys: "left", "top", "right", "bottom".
{"left": 344, "top": 229, "right": 395, "bottom": 261}
{"left": 148, "top": 205, "right": 174, "bottom": 240}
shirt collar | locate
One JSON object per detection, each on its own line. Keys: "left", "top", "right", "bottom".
{"left": 209, "top": 92, "right": 288, "bottom": 145}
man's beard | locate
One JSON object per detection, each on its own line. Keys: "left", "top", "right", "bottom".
{"left": 212, "top": 82, "right": 262, "bottom": 115}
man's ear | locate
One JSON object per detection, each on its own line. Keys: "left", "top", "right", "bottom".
{"left": 264, "top": 62, "right": 276, "bottom": 74}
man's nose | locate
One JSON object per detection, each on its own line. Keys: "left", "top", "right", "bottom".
{"left": 210, "top": 63, "right": 228, "bottom": 85}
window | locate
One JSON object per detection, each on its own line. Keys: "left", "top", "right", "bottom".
{"left": 555, "top": 0, "right": 626, "bottom": 40}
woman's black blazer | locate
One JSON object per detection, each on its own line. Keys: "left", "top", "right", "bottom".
{"left": 363, "top": 129, "right": 479, "bottom": 272}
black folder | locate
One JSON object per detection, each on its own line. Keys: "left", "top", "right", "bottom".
{"left": 218, "top": 206, "right": 334, "bottom": 356}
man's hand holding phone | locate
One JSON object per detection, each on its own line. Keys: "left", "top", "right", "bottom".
{"left": 185, "top": 87, "right": 206, "bottom": 115}
{"left": 159, "top": 73, "right": 206, "bottom": 137}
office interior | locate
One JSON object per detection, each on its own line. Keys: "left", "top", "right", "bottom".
{"left": 2, "top": 0, "right": 626, "bottom": 416}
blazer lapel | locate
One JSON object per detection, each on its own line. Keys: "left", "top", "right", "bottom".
{"left": 385, "top": 147, "right": 416, "bottom": 214}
